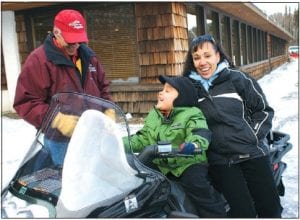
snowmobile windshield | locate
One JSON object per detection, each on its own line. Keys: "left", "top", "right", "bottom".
{"left": 4, "top": 92, "right": 144, "bottom": 217}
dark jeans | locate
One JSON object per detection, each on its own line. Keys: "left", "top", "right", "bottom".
{"left": 209, "top": 156, "right": 283, "bottom": 218}
{"left": 44, "top": 137, "right": 68, "bottom": 167}
{"left": 176, "top": 164, "right": 227, "bottom": 218}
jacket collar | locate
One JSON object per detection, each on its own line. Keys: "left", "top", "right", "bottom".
{"left": 44, "top": 34, "right": 95, "bottom": 67}
{"left": 154, "top": 106, "right": 189, "bottom": 124}
{"left": 189, "top": 61, "right": 229, "bottom": 91}
{"left": 189, "top": 67, "right": 231, "bottom": 90}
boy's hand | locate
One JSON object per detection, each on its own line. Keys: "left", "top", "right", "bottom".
{"left": 179, "top": 142, "right": 197, "bottom": 155}
{"left": 51, "top": 112, "right": 79, "bottom": 137}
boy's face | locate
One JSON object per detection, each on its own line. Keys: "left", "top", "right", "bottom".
{"left": 156, "top": 83, "right": 179, "bottom": 112}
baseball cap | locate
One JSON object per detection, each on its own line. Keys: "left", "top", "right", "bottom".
{"left": 54, "top": 9, "right": 88, "bottom": 43}
{"left": 158, "top": 75, "right": 198, "bottom": 107}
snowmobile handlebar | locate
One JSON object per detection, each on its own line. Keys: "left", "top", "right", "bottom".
{"left": 268, "top": 131, "right": 290, "bottom": 152}
{"left": 156, "top": 141, "right": 202, "bottom": 157}
{"left": 137, "top": 142, "right": 202, "bottom": 165}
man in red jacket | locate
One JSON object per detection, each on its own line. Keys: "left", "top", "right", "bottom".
{"left": 14, "top": 9, "right": 113, "bottom": 166}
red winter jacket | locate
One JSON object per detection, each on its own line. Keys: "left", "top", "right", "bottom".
{"left": 13, "top": 34, "right": 112, "bottom": 129}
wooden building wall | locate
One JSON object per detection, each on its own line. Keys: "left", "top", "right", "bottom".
{"left": 1, "top": 53, "right": 7, "bottom": 90}
{"left": 15, "top": 15, "right": 29, "bottom": 64}
{"left": 6, "top": 2, "right": 290, "bottom": 117}
{"left": 136, "top": 2, "right": 188, "bottom": 83}
{"left": 112, "top": 2, "right": 189, "bottom": 117}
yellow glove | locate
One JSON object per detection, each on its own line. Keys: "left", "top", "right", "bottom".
{"left": 104, "top": 108, "right": 116, "bottom": 121}
{"left": 51, "top": 112, "right": 79, "bottom": 137}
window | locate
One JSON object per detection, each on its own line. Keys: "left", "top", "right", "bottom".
{"left": 247, "top": 26, "right": 253, "bottom": 63}
{"left": 185, "top": 3, "right": 288, "bottom": 66}
{"left": 241, "top": 23, "right": 247, "bottom": 65}
{"left": 206, "top": 9, "right": 219, "bottom": 41}
{"left": 221, "top": 15, "right": 231, "bottom": 57}
{"left": 187, "top": 13, "right": 197, "bottom": 45}
{"left": 253, "top": 28, "right": 258, "bottom": 62}
{"left": 186, "top": 5, "right": 206, "bottom": 47}
{"left": 30, "top": 14, "right": 55, "bottom": 48}
{"left": 262, "top": 32, "right": 267, "bottom": 60}
{"left": 85, "top": 3, "right": 139, "bottom": 82}
{"left": 271, "top": 35, "right": 286, "bottom": 57}
{"left": 257, "top": 30, "right": 262, "bottom": 61}
{"left": 232, "top": 20, "right": 240, "bottom": 66}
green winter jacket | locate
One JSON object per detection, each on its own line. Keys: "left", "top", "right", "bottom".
{"left": 123, "top": 106, "right": 210, "bottom": 177}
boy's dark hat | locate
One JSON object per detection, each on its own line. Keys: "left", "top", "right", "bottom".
{"left": 159, "top": 75, "right": 198, "bottom": 107}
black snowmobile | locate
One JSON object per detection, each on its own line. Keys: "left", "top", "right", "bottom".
{"left": 1, "top": 92, "right": 292, "bottom": 218}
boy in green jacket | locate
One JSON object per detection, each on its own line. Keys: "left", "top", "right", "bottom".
{"left": 123, "top": 76, "right": 227, "bottom": 217}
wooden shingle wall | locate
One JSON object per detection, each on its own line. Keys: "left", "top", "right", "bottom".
{"left": 135, "top": 2, "right": 189, "bottom": 83}
{"left": 7, "top": 2, "right": 289, "bottom": 118}
{"left": 110, "top": 84, "right": 162, "bottom": 117}
{"left": 15, "top": 15, "right": 29, "bottom": 65}
{"left": 111, "top": 2, "right": 190, "bottom": 117}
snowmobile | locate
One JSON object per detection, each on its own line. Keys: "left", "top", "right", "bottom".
{"left": 1, "top": 92, "right": 292, "bottom": 218}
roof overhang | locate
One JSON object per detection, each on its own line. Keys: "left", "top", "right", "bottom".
{"left": 205, "top": 2, "right": 293, "bottom": 41}
{"left": 1, "top": 2, "right": 58, "bottom": 11}
{"left": 1, "top": 2, "right": 293, "bottom": 42}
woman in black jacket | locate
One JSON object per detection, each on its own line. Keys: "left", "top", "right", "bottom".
{"left": 182, "top": 34, "right": 282, "bottom": 218}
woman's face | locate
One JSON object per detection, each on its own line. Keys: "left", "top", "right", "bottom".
{"left": 192, "top": 42, "right": 220, "bottom": 79}
{"left": 156, "top": 83, "right": 179, "bottom": 112}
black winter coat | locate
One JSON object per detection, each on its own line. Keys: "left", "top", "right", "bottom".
{"left": 187, "top": 68, "right": 274, "bottom": 165}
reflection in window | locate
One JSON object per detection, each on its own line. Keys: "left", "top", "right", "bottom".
{"left": 221, "top": 15, "right": 231, "bottom": 57}
{"left": 232, "top": 20, "right": 240, "bottom": 66}
{"left": 31, "top": 13, "right": 56, "bottom": 48}
{"left": 262, "top": 32, "right": 267, "bottom": 59}
{"left": 253, "top": 28, "right": 257, "bottom": 62}
{"left": 257, "top": 30, "right": 262, "bottom": 61}
{"left": 85, "top": 3, "right": 139, "bottom": 80}
{"left": 187, "top": 13, "right": 197, "bottom": 45}
{"left": 271, "top": 36, "right": 286, "bottom": 57}
{"left": 247, "top": 26, "right": 253, "bottom": 63}
{"left": 241, "top": 23, "right": 247, "bottom": 65}
{"left": 206, "top": 9, "right": 219, "bottom": 41}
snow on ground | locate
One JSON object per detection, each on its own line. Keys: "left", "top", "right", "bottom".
{"left": 258, "top": 59, "right": 299, "bottom": 218}
{"left": 1, "top": 59, "right": 299, "bottom": 218}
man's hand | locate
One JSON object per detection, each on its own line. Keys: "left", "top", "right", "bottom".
{"left": 51, "top": 112, "right": 79, "bottom": 137}
{"left": 104, "top": 108, "right": 116, "bottom": 121}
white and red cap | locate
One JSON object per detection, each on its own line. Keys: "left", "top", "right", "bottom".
{"left": 54, "top": 9, "right": 88, "bottom": 43}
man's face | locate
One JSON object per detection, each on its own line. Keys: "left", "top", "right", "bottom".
{"left": 156, "top": 83, "right": 179, "bottom": 112}
{"left": 63, "top": 42, "right": 80, "bottom": 56}
{"left": 54, "top": 27, "right": 80, "bottom": 55}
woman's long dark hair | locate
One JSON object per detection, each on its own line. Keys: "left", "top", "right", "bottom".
{"left": 182, "top": 34, "right": 235, "bottom": 77}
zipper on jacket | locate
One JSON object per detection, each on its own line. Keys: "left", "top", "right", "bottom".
{"left": 207, "top": 93, "right": 213, "bottom": 101}
{"left": 194, "top": 81, "right": 212, "bottom": 101}
{"left": 228, "top": 160, "right": 233, "bottom": 167}
{"left": 206, "top": 85, "right": 214, "bottom": 101}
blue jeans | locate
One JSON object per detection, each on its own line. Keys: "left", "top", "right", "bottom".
{"left": 44, "top": 137, "right": 68, "bottom": 167}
